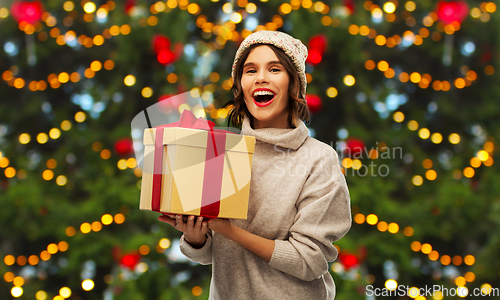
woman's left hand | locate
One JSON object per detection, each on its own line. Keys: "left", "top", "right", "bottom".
{"left": 208, "top": 218, "right": 232, "bottom": 236}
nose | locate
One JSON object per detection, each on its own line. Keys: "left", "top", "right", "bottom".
{"left": 255, "top": 70, "right": 269, "bottom": 84}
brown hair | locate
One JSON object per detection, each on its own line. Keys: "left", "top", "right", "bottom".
{"left": 224, "top": 44, "right": 310, "bottom": 128}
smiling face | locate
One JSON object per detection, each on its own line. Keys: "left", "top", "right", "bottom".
{"left": 241, "top": 45, "right": 291, "bottom": 129}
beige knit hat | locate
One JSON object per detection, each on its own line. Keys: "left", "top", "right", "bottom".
{"left": 231, "top": 30, "right": 308, "bottom": 97}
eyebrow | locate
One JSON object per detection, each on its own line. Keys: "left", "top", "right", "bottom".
{"left": 243, "top": 61, "right": 283, "bottom": 68}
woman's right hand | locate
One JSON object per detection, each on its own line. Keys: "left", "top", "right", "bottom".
{"left": 158, "top": 214, "right": 208, "bottom": 248}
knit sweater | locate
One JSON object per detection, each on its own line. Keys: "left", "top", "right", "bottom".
{"left": 179, "top": 117, "right": 352, "bottom": 300}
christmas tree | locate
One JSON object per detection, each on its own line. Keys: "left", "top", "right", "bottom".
{"left": 1, "top": 0, "right": 499, "bottom": 299}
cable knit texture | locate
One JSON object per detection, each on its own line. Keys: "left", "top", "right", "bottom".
{"left": 179, "top": 116, "right": 351, "bottom": 299}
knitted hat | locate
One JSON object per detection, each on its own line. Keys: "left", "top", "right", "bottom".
{"left": 231, "top": 30, "right": 308, "bottom": 97}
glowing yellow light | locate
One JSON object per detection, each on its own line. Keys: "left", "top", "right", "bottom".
{"left": 393, "top": 111, "right": 404, "bottom": 123}
{"left": 477, "top": 150, "right": 489, "bottom": 161}
{"left": 192, "top": 286, "right": 203, "bottom": 296}
{"left": 90, "top": 61, "right": 102, "bottom": 72}
{"left": 4, "top": 254, "right": 15, "bottom": 265}
{"left": 0, "top": 157, "right": 10, "bottom": 168}
{"left": 463, "top": 167, "right": 475, "bottom": 178}
{"left": 120, "top": 24, "right": 131, "bottom": 35}
{"left": 80, "top": 222, "right": 91, "bottom": 234}
{"left": 455, "top": 276, "right": 466, "bottom": 286}
{"left": 0, "top": 7, "right": 9, "bottom": 18}
{"left": 246, "top": 3, "right": 257, "bottom": 13}
{"left": 22, "top": 255, "right": 36, "bottom": 266}
{"left": 61, "top": 120, "right": 72, "bottom": 131}
{"left": 75, "top": 111, "right": 86, "bottom": 123}
{"left": 53, "top": 296, "right": 64, "bottom": 300}
{"left": 429, "top": 250, "right": 439, "bottom": 261}
{"left": 377, "top": 221, "right": 388, "bottom": 232}
{"left": 326, "top": 87, "right": 338, "bottom": 98}
{"left": 440, "top": 255, "right": 451, "bottom": 265}
{"left": 410, "top": 72, "right": 421, "bottom": 83}
{"left": 449, "top": 133, "right": 460, "bottom": 144}
{"left": 481, "top": 283, "right": 493, "bottom": 295}
{"left": 383, "top": 2, "right": 396, "bottom": 13}
{"left": 465, "top": 271, "right": 475, "bottom": 282}
{"left": 230, "top": 12, "right": 242, "bottom": 23}
{"left": 222, "top": 3, "right": 232, "bottom": 13}
{"left": 82, "top": 279, "right": 95, "bottom": 291}
{"left": 58, "top": 241, "right": 69, "bottom": 252}
{"left": 372, "top": 7, "right": 383, "bottom": 18}
{"left": 65, "top": 226, "right": 76, "bottom": 237}
{"left": 464, "top": 254, "right": 475, "bottom": 265}
{"left": 348, "top": 24, "right": 359, "bottom": 35}
{"left": 365, "top": 60, "right": 376, "bottom": 70}
{"left": 114, "top": 213, "right": 125, "bottom": 224}
{"left": 59, "top": 287, "right": 71, "bottom": 298}
{"left": 56, "top": 175, "right": 67, "bottom": 186}
{"left": 341, "top": 158, "right": 353, "bottom": 168}
{"left": 418, "top": 128, "right": 430, "bottom": 139}
{"left": 431, "top": 133, "right": 442, "bottom": 144}
{"left": 141, "top": 87, "right": 153, "bottom": 98}
{"left": 13, "top": 276, "right": 25, "bottom": 286}
{"left": 63, "top": 1, "right": 74, "bottom": 11}
{"left": 91, "top": 221, "right": 101, "bottom": 232}
{"left": 139, "top": 245, "right": 150, "bottom": 255}
{"left": 159, "top": 238, "right": 171, "bottom": 249}
{"left": 47, "top": 243, "right": 58, "bottom": 254}
{"left": 37, "top": 133, "right": 48, "bottom": 144}
{"left": 366, "top": 214, "right": 378, "bottom": 225}
{"left": 49, "top": 128, "right": 61, "bottom": 139}
{"left": 40, "top": 250, "right": 51, "bottom": 261}
{"left": 126, "top": 158, "right": 137, "bottom": 168}
{"left": 354, "top": 213, "right": 365, "bottom": 224}
{"left": 102, "top": 214, "right": 113, "bottom": 225}
{"left": 405, "top": 1, "right": 416, "bottom": 11}
{"left": 19, "top": 133, "right": 31, "bottom": 144}
{"left": 58, "top": 72, "right": 69, "bottom": 83}
{"left": 388, "top": 223, "right": 399, "bottom": 233}
{"left": 124, "top": 75, "right": 136, "bottom": 86}
{"left": 83, "top": 2, "right": 96, "bottom": 13}
{"left": 411, "top": 241, "right": 421, "bottom": 251}
{"left": 352, "top": 159, "right": 362, "bottom": 170}
{"left": 412, "top": 175, "right": 423, "bottom": 186}
{"left": 11, "top": 286, "right": 23, "bottom": 298}
{"left": 403, "top": 226, "right": 414, "bottom": 236}
{"left": 5, "top": 167, "right": 16, "bottom": 178}
{"left": 399, "top": 72, "right": 410, "bottom": 82}
{"left": 117, "top": 159, "right": 127, "bottom": 170}
{"left": 385, "top": 279, "right": 398, "bottom": 291}
{"left": 42, "top": 169, "right": 54, "bottom": 180}
{"left": 96, "top": 8, "right": 108, "bottom": 18}
{"left": 455, "top": 78, "right": 466, "bottom": 89}
{"left": 421, "top": 243, "right": 432, "bottom": 254}
{"left": 425, "top": 170, "right": 437, "bottom": 181}
{"left": 377, "top": 61, "right": 389, "bottom": 71}
{"left": 35, "top": 290, "right": 47, "bottom": 300}
{"left": 408, "top": 286, "right": 419, "bottom": 298}
{"left": 343, "top": 75, "right": 355, "bottom": 86}
{"left": 470, "top": 157, "right": 481, "bottom": 168}
{"left": 13, "top": 78, "right": 25, "bottom": 89}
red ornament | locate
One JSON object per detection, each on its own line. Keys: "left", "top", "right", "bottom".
{"left": 305, "top": 94, "right": 323, "bottom": 114}
{"left": 120, "top": 253, "right": 141, "bottom": 270}
{"left": 157, "top": 49, "right": 176, "bottom": 65}
{"left": 343, "top": 0, "right": 355, "bottom": 15}
{"left": 339, "top": 253, "right": 359, "bottom": 270}
{"left": 10, "top": 0, "right": 43, "bottom": 24}
{"left": 114, "top": 138, "right": 134, "bottom": 157}
{"left": 124, "top": 0, "right": 136, "bottom": 15}
{"left": 436, "top": 1, "right": 469, "bottom": 25}
{"left": 152, "top": 35, "right": 171, "bottom": 54}
{"left": 307, "top": 35, "right": 327, "bottom": 66}
{"left": 309, "top": 35, "right": 327, "bottom": 55}
{"left": 345, "top": 138, "right": 365, "bottom": 156}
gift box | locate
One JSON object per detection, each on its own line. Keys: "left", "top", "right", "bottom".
{"left": 139, "top": 110, "right": 255, "bottom": 219}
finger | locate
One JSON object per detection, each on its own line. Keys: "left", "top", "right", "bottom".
{"left": 195, "top": 217, "right": 204, "bottom": 230}
{"left": 187, "top": 215, "right": 195, "bottom": 229}
{"left": 158, "top": 215, "right": 176, "bottom": 227}
{"left": 175, "top": 215, "right": 184, "bottom": 230}
{"left": 201, "top": 222, "right": 208, "bottom": 235}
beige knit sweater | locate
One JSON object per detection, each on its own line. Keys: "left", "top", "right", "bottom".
{"left": 179, "top": 117, "right": 352, "bottom": 299}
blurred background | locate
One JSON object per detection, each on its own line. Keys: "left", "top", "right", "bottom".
{"left": 1, "top": 0, "right": 499, "bottom": 299}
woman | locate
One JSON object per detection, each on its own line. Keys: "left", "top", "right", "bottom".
{"left": 159, "top": 30, "right": 351, "bottom": 299}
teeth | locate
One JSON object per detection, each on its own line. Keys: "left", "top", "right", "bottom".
{"left": 253, "top": 90, "right": 274, "bottom": 97}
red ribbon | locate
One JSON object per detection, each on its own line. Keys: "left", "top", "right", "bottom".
{"left": 150, "top": 110, "right": 234, "bottom": 218}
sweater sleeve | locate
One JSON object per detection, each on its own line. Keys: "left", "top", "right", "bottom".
{"left": 179, "top": 230, "right": 213, "bottom": 265}
{"left": 268, "top": 146, "right": 352, "bottom": 281}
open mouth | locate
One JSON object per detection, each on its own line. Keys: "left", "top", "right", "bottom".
{"left": 253, "top": 90, "right": 275, "bottom": 106}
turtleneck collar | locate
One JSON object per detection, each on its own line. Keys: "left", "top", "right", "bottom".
{"left": 241, "top": 116, "right": 309, "bottom": 150}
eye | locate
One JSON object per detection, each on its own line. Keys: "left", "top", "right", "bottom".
{"left": 270, "top": 67, "right": 281, "bottom": 72}
{"left": 245, "top": 69, "right": 256, "bottom": 74}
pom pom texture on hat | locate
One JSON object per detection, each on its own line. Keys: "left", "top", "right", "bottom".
{"left": 231, "top": 30, "right": 309, "bottom": 97}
